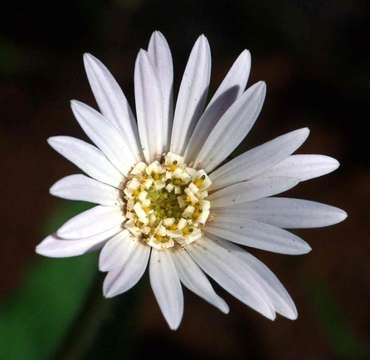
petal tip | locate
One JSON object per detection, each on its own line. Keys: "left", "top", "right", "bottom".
{"left": 151, "top": 30, "right": 164, "bottom": 39}
{"left": 196, "top": 34, "right": 210, "bottom": 49}
{"left": 300, "top": 127, "right": 310, "bottom": 137}
{"left": 331, "top": 158, "right": 340, "bottom": 170}
{"left": 83, "top": 53, "right": 98, "bottom": 68}
{"left": 288, "top": 310, "right": 298, "bottom": 320}
{"left": 266, "top": 310, "right": 277, "bottom": 321}
{"left": 167, "top": 318, "right": 182, "bottom": 331}
{"left": 70, "top": 99, "right": 79, "bottom": 110}
{"left": 70, "top": 99, "right": 85, "bottom": 110}
{"left": 35, "top": 235, "right": 59, "bottom": 257}
{"left": 47, "top": 136, "right": 64, "bottom": 149}
{"left": 302, "top": 242, "right": 312, "bottom": 254}
{"left": 103, "top": 280, "right": 115, "bottom": 298}
{"left": 251, "top": 81, "right": 266, "bottom": 95}
{"left": 241, "top": 48, "right": 251, "bottom": 58}
{"left": 47, "top": 137, "right": 56, "bottom": 146}
{"left": 35, "top": 243, "right": 45, "bottom": 255}
{"left": 103, "top": 291, "right": 114, "bottom": 299}
{"left": 220, "top": 302, "right": 230, "bottom": 314}
{"left": 136, "top": 49, "right": 149, "bottom": 64}
{"left": 337, "top": 209, "right": 348, "bottom": 222}
{"left": 49, "top": 184, "right": 57, "bottom": 196}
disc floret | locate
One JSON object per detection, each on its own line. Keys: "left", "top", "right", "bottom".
{"left": 123, "top": 153, "right": 212, "bottom": 249}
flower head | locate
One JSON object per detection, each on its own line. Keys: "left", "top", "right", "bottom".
{"left": 36, "top": 31, "right": 347, "bottom": 330}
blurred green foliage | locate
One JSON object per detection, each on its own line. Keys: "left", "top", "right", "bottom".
{"left": 0, "top": 202, "right": 97, "bottom": 359}
{"left": 310, "top": 279, "right": 369, "bottom": 359}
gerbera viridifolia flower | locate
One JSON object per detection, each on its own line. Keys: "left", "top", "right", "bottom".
{"left": 36, "top": 31, "right": 347, "bottom": 330}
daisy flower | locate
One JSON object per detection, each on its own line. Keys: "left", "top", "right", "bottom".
{"left": 36, "top": 31, "right": 347, "bottom": 330}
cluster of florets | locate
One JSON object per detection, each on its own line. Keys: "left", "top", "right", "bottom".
{"left": 122, "top": 153, "right": 212, "bottom": 249}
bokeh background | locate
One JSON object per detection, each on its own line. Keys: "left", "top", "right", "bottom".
{"left": 1, "top": 0, "right": 369, "bottom": 359}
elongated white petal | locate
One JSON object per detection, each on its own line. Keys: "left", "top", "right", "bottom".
{"left": 47, "top": 136, "right": 123, "bottom": 188}
{"left": 71, "top": 100, "right": 134, "bottom": 175}
{"left": 103, "top": 241, "right": 150, "bottom": 298}
{"left": 209, "top": 177, "right": 299, "bottom": 208}
{"left": 99, "top": 230, "right": 138, "bottom": 272}
{"left": 213, "top": 197, "right": 347, "bottom": 228}
{"left": 173, "top": 248, "right": 229, "bottom": 313}
{"left": 208, "top": 50, "right": 251, "bottom": 109}
{"left": 187, "top": 237, "right": 275, "bottom": 319}
{"left": 57, "top": 205, "right": 124, "bottom": 239}
{"left": 36, "top": 226, "right": 121, "bottom": 258}
{"left": 210, "top": 128, "right": 310, "bottom": 190}
{"left": 194, "top": 81, "right": 266, "bottom": 172}
{"left": 170, "top": 35, "right": 211, "bottom": 155}
{"left": 134, "top": 50, "right": 164, "bottom": 162}
{"left": 50, "top": 174, "right": 120, "bottom": 206}
{"left": 260, "top": 154, "right": 340, "bottom": 181}
{"left": 185, "top": 50, "right": 251, "bottom": 162}
{"left": 150, "top": 249, "right": 184, "bottom": 330}
{"left": 212, "top": 238, "right": 298, "bottom": 319}
{"left": 148, "top": 31, "right": 174, "bottom": 151}
{"left": 83, "top": 53, "right": 141, "bottom": 160}
{"left": 206, "top": 219, "right": 311, "bottom": 255}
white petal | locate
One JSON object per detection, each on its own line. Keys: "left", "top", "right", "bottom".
{"left": 47, "top": 136, "right": 123, "bottom": 188}
{"left": 187, "top": 237, "right": 275, "bottom": 319}
{"left": 57, "top": 205, "right": 124, "bottom": 239}
{"left": 210, "top": 128, "right": 310, "bottom": 190}
{"left": 50, "top": 174, "right": 120, "bottom": 206}
{"left": 71, "top": 100, "right": 135, "bottom": 175}
{"left": 83, "top": 53, "right": 141, "bottom": 161}
{"left": 260, "top": 154, "right": 340, "bottom": 181}
{"left": 209, "top": 177, "right": 299, "bottom": 208}
{"left": 150, "top": 249, "right": 184, "bottom": 330}
{"left": 134, "top": 50, "right": 164, "bottom": 162}
{"left": 36, "top": 226, "right": 120, "bottom": 258}
{"left": 184, "top": 50, "right": 251, "bottom": 162}
{"left": 148, "top": 31, "right": 174, "bottom": 151}
{"left": 206, "top": 219, "right": 311, "bottom": 255}
{"left": 214, "top": 197, "right": 347, "bottom": 228}
{"left": 212, "top": 239, "right": 298, "bottom": 319}
{"left": 173, "top": 248, "right": 229, "bottom": 313}
{"left": 103, "top": 241, "right": 150, "bottom": 298}
{"left": 99, "top": 230, "right": 138, "bottom": 272}
{"left": 170, "top": 35, "right": 211, "bottom": 155}
{"left": 194, "top": 81, "right": 266, "bottom": 172}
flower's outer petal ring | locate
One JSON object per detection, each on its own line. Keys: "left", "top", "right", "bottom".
{"left": 173, "top": 247, "right": 229, "bottom": 313}
{"left": 47, "top": 136, "right": 123, "bottom": 188}
{"left": 213, "top": 197, "right": 347, "bottom": 228}
{"left": 210, "top": 128, "right": 310, "bottom": 190}
{"left": 36, "top": 226, "right": 121, "bottom": 258}
{"left": 206, "top": 219, "right": 311, "bottom": 255}
{"left": 50, "top": 174, "right": 121, "bottom": 206}
{"left": 194, "top": 81, "right": 266, "bottom": 172}
{"left": 150, "top": 249, "right": 184, "bottom": 330}
{"left": 57, "top": 205, "right": 124, "bottom": 239}
{"left": 185, "top": 50, "right": 251, "bottom": 162}
{"left": 103, "top": 241, "right": 150, "bottom": 297}
{"left": 209, "top": 176, "right": 299, "bottom": 208}
{"left": 83, "top": 53, "right": 141, "bottom": 161}
{"left": 170, "top": 35, "right": 211, "bottom": 155}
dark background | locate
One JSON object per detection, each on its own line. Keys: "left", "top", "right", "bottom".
{"left": 0, "top": 0, "right": 369, "bottom": 359}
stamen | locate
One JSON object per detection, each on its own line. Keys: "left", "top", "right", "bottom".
{"left": 122, "top": 152, "right": 212, "bottom": 250}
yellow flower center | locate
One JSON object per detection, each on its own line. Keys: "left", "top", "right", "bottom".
{"left": 122, "top": 152, "right": 211, "bottom": 249}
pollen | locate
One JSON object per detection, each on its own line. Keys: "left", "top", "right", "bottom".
{"left": 122, "top": 152, "right": 212, "bottom": 250}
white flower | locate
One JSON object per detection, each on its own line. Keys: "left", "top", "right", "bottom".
{"left": 36, "top": 31, "right": 347, "bottom": 330}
